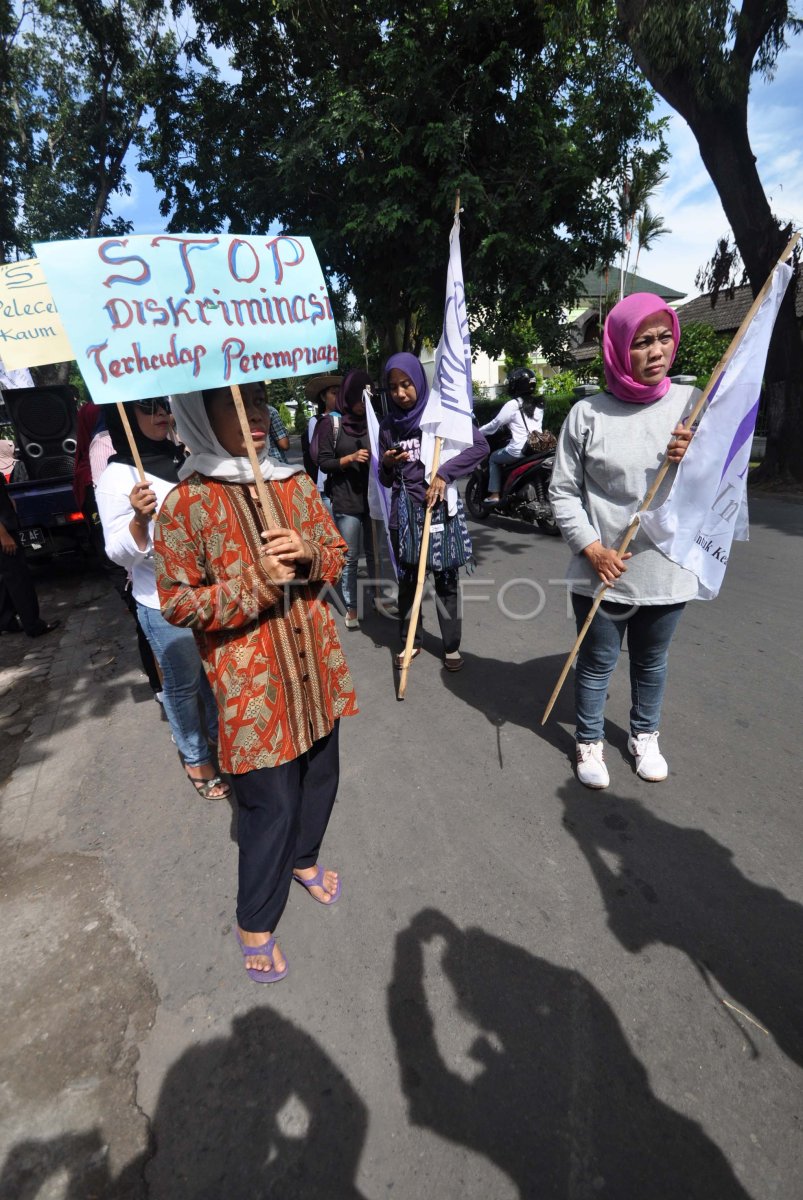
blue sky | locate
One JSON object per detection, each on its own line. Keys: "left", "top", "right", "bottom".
{"left": 115, "top": 35, "right": 803, "bottom": 304}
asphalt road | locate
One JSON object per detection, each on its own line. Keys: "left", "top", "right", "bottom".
{"left": 1, "top": 492, "right": 801, "bottom": 1199}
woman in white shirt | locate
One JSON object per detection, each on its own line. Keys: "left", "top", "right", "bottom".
{"left": 479, "top": 367, "right": 544, "bottom": 504}
{"left": 96, "top": 399, "right": 230, "bottom": 801}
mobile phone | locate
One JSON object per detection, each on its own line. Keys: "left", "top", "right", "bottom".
{"left": 390, "top": 442, "right": 405, "bottom": 453}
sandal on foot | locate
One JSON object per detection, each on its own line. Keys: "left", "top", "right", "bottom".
{"left": 394, "top": 648, "right": 421, "bottom": 669}
{"left": 187, "top": 772, "right": 231, "bottom": 800}
{"left": 293, "top": 863, "right": 341, "bottom": 905}
{"left": 234, "top": 927, "right": 288, "bottom": 983}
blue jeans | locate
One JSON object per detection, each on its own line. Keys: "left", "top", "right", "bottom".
{"left": 333, "top": 510, "right": 377, "bottom": 614}
{"left": 136, "top": 602, "right": 218, "bottom": 767}
{"left": 488, "top": 447, "right": 520, "bottom": 494}
{"left": 572, "top": 593, "right": 685, "bottom": 744}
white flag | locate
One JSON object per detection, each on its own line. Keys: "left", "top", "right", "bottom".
{"left": 420, "top": 214, "right": 474, "bottom": 501}
{"left": 365, "top": 388, "right": 392, "bottom": 525}
{"left": 365, "top": 388, "right": 397, "bottom": 579}
{"left": 639, "top": 261, "right": 792, "bottom": 599}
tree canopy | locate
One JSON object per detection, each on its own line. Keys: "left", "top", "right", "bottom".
{"left": 143, "top": 0, "right": 664, "bottom": 360}
{"left": 1, "top": 0, "right": 185, "bottom": 258}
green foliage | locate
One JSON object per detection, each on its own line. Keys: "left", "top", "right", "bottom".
{"left": 277, "top": 403, "right": 292, "bottom": 431}
{"left": 543, "top": 394, "right": 575, "bottom": 435}
{"left": 144, "top": 0, "right": 664, "bottom": 360}
{"left": 672, "top": 322, "right": 730, "bottom": 379}
{"left": 267, "top": 377, "right": 306, "bottom": 414}
{"left": 581, "top": 351, "right": 606, "bottom": 388}
{"left": 1, "top": 0, "right": 185, "bottom": 257}
{"left": 294, "top": 402, "right": 310, "bottom": 435}
{"left": 542, "top": 369, "right": 580, "bottom": 397}
{"left": 501, "top": 317, "right": 538, "bottom": 375}
{"left": 68, "top": 364, "right": 89, "bottom": 406}
{"left": 473, "top": 399, "right": 500, "bottom": 427}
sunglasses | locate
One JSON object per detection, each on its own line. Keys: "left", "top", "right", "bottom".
{"left": 134, "top": 398, "right": 171, "bottom": 415}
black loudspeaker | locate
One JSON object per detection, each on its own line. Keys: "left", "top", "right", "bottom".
{"left": 1, "top": 386, "right": 78, "bottom": 480}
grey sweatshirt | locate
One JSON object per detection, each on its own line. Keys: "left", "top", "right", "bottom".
{"left": 549, "top": 384, "right": 701, "bottom": 604}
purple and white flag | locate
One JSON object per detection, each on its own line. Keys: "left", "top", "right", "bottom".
{"left": 420, "top": 215, "right": 474, "bottom": 508}
{"left": 639, "top": 260, "right": 792, "bottom": 599}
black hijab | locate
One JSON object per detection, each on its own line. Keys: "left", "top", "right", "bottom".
{"left": 106, "top": 401, "right": 184, "bottom": 484}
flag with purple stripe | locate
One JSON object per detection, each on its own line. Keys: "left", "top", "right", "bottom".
{"left": 639, "top": 260, "right": 792, "bottom": 599}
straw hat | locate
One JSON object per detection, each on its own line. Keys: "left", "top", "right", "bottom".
{"left": 303, "top": 374, "right": 342, "bottom": 403}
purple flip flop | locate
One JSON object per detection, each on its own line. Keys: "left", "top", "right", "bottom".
{"left": 234, "top": 927, "right": 288, "bottom": 983}
{"left": 293, "top": 863, "right": 342, "bottom": 906}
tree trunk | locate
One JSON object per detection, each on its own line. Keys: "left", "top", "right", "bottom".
{"left": 690, "top": 111, "right": 803, "bottom": 483}
{"left": 617, "top": 0, "right": 803, "bottom": 484}
{"left": 31, "top": 362, "right": 70, "bottom": 387}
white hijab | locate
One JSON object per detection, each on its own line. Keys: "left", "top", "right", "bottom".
{"left": 169, "top": 391, "right": 302, "bottom": 484}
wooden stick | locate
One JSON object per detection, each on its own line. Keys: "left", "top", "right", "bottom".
{"left": 398, "top": 436, "right": 441, "bottom": 700}
{"left": 117, "top": 401, "right": 146, "bottom": 483}
{"left": 541, "top": 228, "right": 801, "bottom": 726}
{"left": 230, "top": 384, "right": 275, "bottom": 532}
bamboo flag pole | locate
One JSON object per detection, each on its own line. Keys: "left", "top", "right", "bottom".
{"left": 541, "top": 228, "right": 801, "bottom": 726}
{"left": 397, "top": 189, "right": 461, "bottom": 700}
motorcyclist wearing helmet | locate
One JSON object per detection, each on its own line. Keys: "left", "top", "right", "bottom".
{"left": 479, "top": 367, "right": 544, "bottom": 504}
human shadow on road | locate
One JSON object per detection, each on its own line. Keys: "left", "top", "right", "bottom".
{"left": 560, "top": 784, "right": 803, "bottom": 1070}
{"left": 439, "top": 649, "right": 631, "bottom": 760}
{"left": 388, "top": 908, "right": 751, "bottom": 1199}
{"left": 0, "top": 1008, "right": 369, "bottom": 1200}
{"left": 466, "top": 521, "right": 551, "bottom": 560}
{"left": 744, "top": 492, "right": 803, "bottom": 539}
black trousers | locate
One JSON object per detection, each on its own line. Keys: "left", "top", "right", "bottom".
{"left": 232, "top": 722, "right": 340, "bottom": 933}
{"left": 0, "top": 537, "right": 42, "bottom": 635}
{"left": 392, "top": 530, "right": 461, "bottom": 654}
{"left": 115, "top": 573, "right": 161, "bottom": 693}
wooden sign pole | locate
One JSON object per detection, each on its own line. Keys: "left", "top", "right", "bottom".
{"left": 117, "top": 401, "right": 147, "bottom": 483}
{"left": 230, "top": 384, "right": 276, "bottom": 532}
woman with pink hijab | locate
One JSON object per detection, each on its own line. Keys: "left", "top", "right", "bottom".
{"left": 549, "top": 293, "right": 696, "bottom": 790}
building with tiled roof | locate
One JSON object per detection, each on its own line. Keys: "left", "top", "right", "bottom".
{"left": 567, "top": 271, "right": 687, "bottom": 368}
{"left": 675, "top": 278, "right": 803, "bottom": 332}
{"left": 576, "top": 269, "right": 686, "bottom": 307}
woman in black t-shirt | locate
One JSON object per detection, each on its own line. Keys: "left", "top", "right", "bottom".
{"left": 316, "top": 369, "right": 376, "bottom": 630}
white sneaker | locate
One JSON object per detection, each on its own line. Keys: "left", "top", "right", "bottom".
{"left": 628, "top": 731, "right": 668, "bottom": 781}
{"left": 576, "top": 740, "right": 610, "bottom": 789}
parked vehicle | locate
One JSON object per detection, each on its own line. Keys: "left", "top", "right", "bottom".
{"left": 1, "top": 391, "right": 93, "bottom": 560}
{"left": 5, "top": 475, "right": 93, "bottom": 559}
{"left": 465, "top": 429, "right": 560, "bottom": 535}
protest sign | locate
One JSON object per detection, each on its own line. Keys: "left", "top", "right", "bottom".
{"left": 35, "top": 233, "right": 338, "bottom": 403}
{"left": 0, "top": 258, "right": 73, "bottom": 369}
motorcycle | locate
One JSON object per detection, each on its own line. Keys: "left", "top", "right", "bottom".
{"left": 465, "top": 430, "right": 561, "bottom": 535}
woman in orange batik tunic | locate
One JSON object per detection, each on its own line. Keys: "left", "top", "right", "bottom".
{"left": 154, "top": 384, "right": 357, "bottom": 984}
